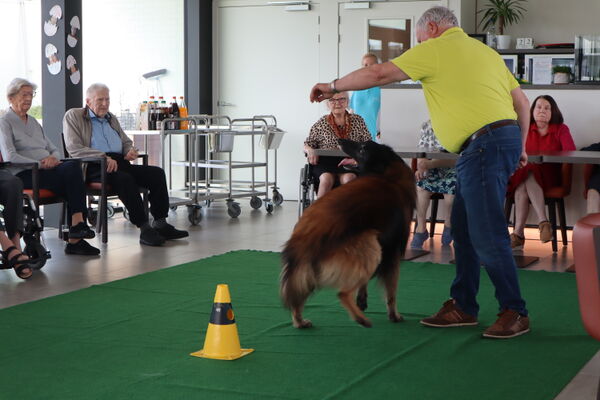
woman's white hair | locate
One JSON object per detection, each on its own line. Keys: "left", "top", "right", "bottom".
{"left": 6, "top": 78, "right": 37, "bottom": 99}
{"left": 86, "top": 83, "right": 110, "bottom": 99}
{"left": 416, "top": 6, "right": 459, "bottom": 30}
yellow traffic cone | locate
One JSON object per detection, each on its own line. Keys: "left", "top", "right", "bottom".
{"left": 191, "top": 284, "right": 254, "bottom": 360}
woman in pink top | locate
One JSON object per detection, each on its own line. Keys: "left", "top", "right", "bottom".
{"left": 507, "top": 95, "right": 576, "bottom": 248}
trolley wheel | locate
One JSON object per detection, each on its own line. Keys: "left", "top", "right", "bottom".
{"left": 265, "top": 201, "right": 274, "bottom": 214}
{"left": 250, "top": 196, "right": 263, "bottom": 210}
{"left": 227, "top": 202, "right": 241, "bottom": 218}
{"left": 106, "top": 204, "right": 115, "bottom": 218}
{"left": 87, "top": 208, "right": 97, "bottom": 226}
{"left": 23, "top": 242, "right": 49, "bottom": 270}
{"left": 187, "top": 205, "right": 203, "bottom": 225}
{"left": 272, "top": 190, "right": 284, "bottom": 206}
{"left": 203, "top": 199, "right": 212, "bottom": 207}
{"left": 170, "top": 206, "right": 178, "bottom": 211}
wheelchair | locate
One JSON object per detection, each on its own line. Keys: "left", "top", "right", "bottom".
{"left": 297, "top": 160, "right": 356, "bottom": 218}
{"left": 0, "top": 193, "right": 51, "bottom": 271}
{"left": 297, "top": 163, "right": 316, "bottom": 218}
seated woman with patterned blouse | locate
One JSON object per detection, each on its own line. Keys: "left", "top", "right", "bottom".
{"left": 411, "top": 120, "right": 457, "bottom": 249}
{"left": 304, "top": 91, "right": 372, "bottom": 198}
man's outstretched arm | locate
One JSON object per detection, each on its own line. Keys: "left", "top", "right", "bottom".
{"left": 310, "top": 61, "right": 410, "bottom": 103}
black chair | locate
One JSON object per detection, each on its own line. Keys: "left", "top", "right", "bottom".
{"left": 62, "top": 137, "right": 149, "bottom": 243}
{"left": 411, "top": 158, "right": 444, "bottom": 238}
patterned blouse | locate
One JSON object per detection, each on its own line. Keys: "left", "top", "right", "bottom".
{"left": 417, "top": 120, "right": 457, "bottom": 195}
{"left": 304, "top": 113, "right": 371, "bottom": 149}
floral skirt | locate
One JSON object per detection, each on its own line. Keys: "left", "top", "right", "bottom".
{"left": 416, "top": 167, "right": 457, "bottom": 195}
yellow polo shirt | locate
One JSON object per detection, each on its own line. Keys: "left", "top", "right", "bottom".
{"left": 391, "top": 27, "right": 519, "bottom": 153}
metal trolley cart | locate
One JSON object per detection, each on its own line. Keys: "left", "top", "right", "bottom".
{"left": 160, "top": 114, "right": 284, "bottom": 225}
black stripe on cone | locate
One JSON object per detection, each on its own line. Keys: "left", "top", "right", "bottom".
{"left": 210, "top": 302, "right": 235, "bottom": 325}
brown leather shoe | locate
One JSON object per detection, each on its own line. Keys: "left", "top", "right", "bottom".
{"left": 420, "top": 299, "right": 478, "bottom": 327}
{"left": 483, "top": 309, "right": 530, "bottom": 339}
{"left": 539, "top": 220, "right": 552, "bottom": 243}
{"left": 510, "top": 233, "right": 525, "bottom": 248}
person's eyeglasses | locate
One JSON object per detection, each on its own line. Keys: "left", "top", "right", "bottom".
{"left": 329, "top": 97, "right": 348, "bottom": 104}
{"left": 19, "top": 91, "right": 36, "bottom": 98}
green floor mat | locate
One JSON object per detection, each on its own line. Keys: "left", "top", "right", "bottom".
{"left": 1, "top": 250, "right": 597, "bottom": 399}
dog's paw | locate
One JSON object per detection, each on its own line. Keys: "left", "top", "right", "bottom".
{"left": 293, "top": 319, "right": 313, "bottom": 329}
{"left": 356, "top": 316, "right": 372, "bottom": 328}
{"left": 388, "top": 311, "right": 404, "bottom": 323}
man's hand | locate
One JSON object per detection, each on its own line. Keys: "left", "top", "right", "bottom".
{"left": 40, "top": 155, "right": 61, "bottom": 169}
{"left": 415, "top": 158, "right": 430, "bottom": 181}
{"left": 309, "top": 83, "right": 334, "bottom": 103}
{"left": 106, "top": 157, "right": 118, "bottom": 173}
{"left": 518, "top": 150, "right": 528, "bottom": 168}
{"left": 306, "top": 148, "right": 319, "bottom": 165}
{"left": 124, "top": 147, "right": 139, "bottom": 161}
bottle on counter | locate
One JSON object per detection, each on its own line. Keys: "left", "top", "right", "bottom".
{"left": 179, "top": 96, "right": 188, "bottom": 130}
{"left": 169, "top": 96, "right": 180, "bottom": 130}
{"left": 148, "top": 96, "right": 156, "bottom": 130}
{"left": 139, "top": 101, "right": 149, "bottom": 130}
{"left": 157, "top": 99, "right": 168, "bottom": 131}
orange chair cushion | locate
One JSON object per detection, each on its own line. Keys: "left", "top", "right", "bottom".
{"left": 23, "top": 188, "right": 58, "bottom": 198}
{"left": 87, "top": 182, "right": 114, "bottom": 193}
{"left": 572, "top": 213, "right": 600, "bottom": 341}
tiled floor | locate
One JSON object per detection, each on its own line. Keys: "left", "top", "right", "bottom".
{"left": 0, "top": 201, "right": 598, "bottom": 399}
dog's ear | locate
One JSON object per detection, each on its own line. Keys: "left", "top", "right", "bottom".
{"left": 358, "top": 142, "right": 399, "bottom": 174}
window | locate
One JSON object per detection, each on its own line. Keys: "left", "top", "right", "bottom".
{"left": 368, "top": 19, "right": 411, "bottom": 63}
{"left": 0, "top": 0, "right": 42, "bottom": 117}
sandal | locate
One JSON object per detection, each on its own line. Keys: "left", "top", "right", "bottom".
{"left": 4, "top": 246, "right": 33, "bottom": 280}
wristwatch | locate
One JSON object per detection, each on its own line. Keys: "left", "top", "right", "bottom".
{"left": 330, "top": 79, "right": 339, "bottom": 94}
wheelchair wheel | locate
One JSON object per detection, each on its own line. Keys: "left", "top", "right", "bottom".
{"left": 87, "top": 208, "right": 98, "bottom": 226}
{"left": 106, "top": 204, "right": 115, "bottom": 218}
{"left": 298, "top": 164, "right": 313, "bottom": 218}
{"left": 24, "top": 242, "right": 49, "bottom": 270}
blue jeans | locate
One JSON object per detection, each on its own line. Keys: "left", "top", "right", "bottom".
{"left": 450, "top": 123, "right": 528, "bottom": 317}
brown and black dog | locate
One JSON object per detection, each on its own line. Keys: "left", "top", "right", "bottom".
{"left": 280, "top": 139, "right": 416, "bottom": 328}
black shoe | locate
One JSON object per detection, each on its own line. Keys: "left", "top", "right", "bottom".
{"left": 140, "top": 227, "right": 166, "bottom": 246}
{"left": 69, "top": 222, "right": 96, "bottom": 239}
{"left": 154, "top": 224, "right": 189, "bottom": 240}
{"left": 65, "top": 240, "right": 101, "bottom": 256}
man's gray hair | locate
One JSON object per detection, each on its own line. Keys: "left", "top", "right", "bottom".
{"left": 86, "top": 83, "right": 110, "bottom": 99}
{"left": 417, "top": 6, "right": 459, "bottom": 30}
{"left": 6, "top": 78, "right": 37, "bottom": 98}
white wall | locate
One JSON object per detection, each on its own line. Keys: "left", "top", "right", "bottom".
{"left": 82, "top": 0, "right": 184, "bottom": 113}
{"left": 0, "top": 0, "right": 41, "bottom": 111}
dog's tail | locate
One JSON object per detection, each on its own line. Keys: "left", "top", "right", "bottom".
{"left": 280, "top": 245, "right": 316, "bottom": 310}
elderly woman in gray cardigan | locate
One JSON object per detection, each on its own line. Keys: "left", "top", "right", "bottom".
{"left": 0, "top": 78, "right": 99, "bottom": 256}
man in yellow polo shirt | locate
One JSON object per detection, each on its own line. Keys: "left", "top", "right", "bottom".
{"left": 310, "top": 6, "right": 531, "bottom": 339}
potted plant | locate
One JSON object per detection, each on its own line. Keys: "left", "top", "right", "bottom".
{"left": 478, "top": 0, "right": 527, "bottom": 50}
{"left": 552, "top": 65, "right": 572, "bottom": 84}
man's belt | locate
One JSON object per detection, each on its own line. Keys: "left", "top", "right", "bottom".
{"left": 459, "top": 119, "right": 519, "bottom": 153}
